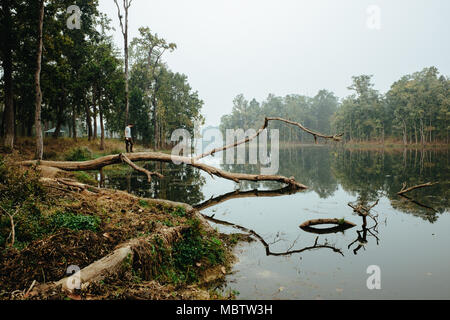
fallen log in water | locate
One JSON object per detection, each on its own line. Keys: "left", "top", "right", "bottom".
{"left": 22, "top": 152, "right": 308, "bottom": 189}
{"left": 299, "top": 218, "right": 356, "bottom": 234}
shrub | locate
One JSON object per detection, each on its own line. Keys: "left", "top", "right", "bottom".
{"left": 0, "top": 157, "right": 47, "bottom": 247}
{"left": 65, "top": 147, "right": 93, "bottom": 161}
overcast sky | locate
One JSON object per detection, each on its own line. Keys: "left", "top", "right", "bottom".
{"left": 98, "top": 0, "right": 450, "bottom": 126}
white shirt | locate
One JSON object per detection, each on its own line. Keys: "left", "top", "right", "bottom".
{"left": 125, "top": 126, "right": 132, "bottom": 138}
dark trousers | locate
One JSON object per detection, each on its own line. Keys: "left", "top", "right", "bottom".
{"left": 125, "top": 138, "right": 134, "bottom": 153}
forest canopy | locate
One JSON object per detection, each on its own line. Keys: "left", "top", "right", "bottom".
{"left": 220, "top": 67, "right": 449, "bottom": 145}
{"left": 0, "top": 0, "right": 204, "bottom": 151}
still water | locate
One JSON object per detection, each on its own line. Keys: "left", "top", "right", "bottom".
{"left": 100, "top": 146, "right": 450, "bottom": 299}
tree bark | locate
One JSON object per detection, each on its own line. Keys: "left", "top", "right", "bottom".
{"left": 21, "top": 152, "right": 308, "bottom": 189}
{"left": 85, "top": 98, "right": 92, "bottom": 141}
{"left": 72, "top": 105, "right": 77, "bottom": 141}
{"left": 2, "top": 0, "right": 15, "bottom": 150}
{"left": 114, "top": 0, "right": 131, "bottom": 126}
{"left": 34, "top": 0, "right": 45, "bottom": 160}
{"left": 99, "top": 104, "right": 105, "bottom": 150}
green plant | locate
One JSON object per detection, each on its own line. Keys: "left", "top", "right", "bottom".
{"left": 50, "top": 212, "right": 101, "bottom": 232}
{"left": 74, "top": 171, "right": 97, "bottom": 186}
{"left": 65, "top": 147, "right": 93, "bottom": 161}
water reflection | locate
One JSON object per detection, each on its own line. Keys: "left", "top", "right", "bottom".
{"left": 220, "top": 147, "right": 449, "bottom": 221}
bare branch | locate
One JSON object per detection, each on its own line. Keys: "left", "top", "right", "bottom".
{"left": 119, "top": 153, "right": 164, "bottom": 182}
{"left": 397, "top": 182, "right": 438, "bottom": 195}
{"left": 194, "top": 117, "right": 343, "bottom": 161}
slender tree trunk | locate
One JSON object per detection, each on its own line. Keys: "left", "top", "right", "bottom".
{"left": 2, "top": 0, "right": 15, "bottom": 150}
{"left": 99, "top": 103, "right": 105, "bottom": 151}
{"left": 93, "top": 96, "right": 97, "bottom": 140}
{"left": 85, "top": 98, "right": 93, "bottom": 141}
{"left": 72, "top": 105, "right": 78, "bottom": 141}
{"left": 34, "top": 0, "right": 45, "bottom": 160}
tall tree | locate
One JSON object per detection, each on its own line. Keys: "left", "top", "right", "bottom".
{"left": 34, "top": 0, "right": 45, "bottom": 160}
{"left": 114, "top": 0, "right": 132, "bottom": 127}
{"left": 1, "top": 0, "right": 15, "bottom": 150}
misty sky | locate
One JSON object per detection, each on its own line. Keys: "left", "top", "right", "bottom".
{"left": 98, "top": 0, "right": 450, "bottom": 126}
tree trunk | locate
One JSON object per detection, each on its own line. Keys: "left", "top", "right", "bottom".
{"left": 99, "top": 104, "right": 105, "bottom": 151}
{"left": 72, "top": 105, "right": 77, "bottom": 141}
{"left": 85, "top": 99, "right": 92, "bottom": 141}
{"left": 34, "top": 0, "right": 45, "bottom": 160}
{"left": 2, "top": 0, "right": 15, "bottom": 150}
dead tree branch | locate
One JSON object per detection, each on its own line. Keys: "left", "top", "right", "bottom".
{"left": 119, "top": 153, "right": 164, "bottom": 182}
{"left": 397, "top": 182, "right": 438, "bottom": 195}
{"left": 203, "top": 214, "right": 343, "bottom": 257}
{"left": 194, "top": 117, "right": 343, "bottom": 160}
{"left": 22, "top": 153, "right": 308, "bottom": 189}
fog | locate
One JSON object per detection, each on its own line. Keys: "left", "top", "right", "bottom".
{"left": 99, "top": 0, "right": 450, "bottom": 126}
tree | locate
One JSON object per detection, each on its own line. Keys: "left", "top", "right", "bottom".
{"left": 114, "top": 0, "right": 132, "bottom": 126}
{"left": 34, "top": 0, "right": 45, "bottom": 160}
{"left": 1, "top": 0, "right": 15, "bottom": 150}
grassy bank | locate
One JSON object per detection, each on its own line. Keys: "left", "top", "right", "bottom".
{"left": 0, "top": 140, "right": 247, "bottom": 300}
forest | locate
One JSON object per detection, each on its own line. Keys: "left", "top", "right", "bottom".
{"left": 0, "top": 0, "right": 204, "bottom": 155}
{"left": 220, "top": 67, "right": 449, "bottom": 145}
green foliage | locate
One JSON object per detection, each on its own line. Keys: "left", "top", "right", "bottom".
{"left": 50, "top": 212, "right": 101, "bottom": 232}
{"left": 170, "top": 206, "right": 187, "bottom": 217}
{"left": 74, "top": 171, "right": 97, "bottom": 185}
{"left": 220, "top": 90, "right": 338, "bottom": 144}
{"left": 65, "top": 147, "right": 93, "bottom": 161}
{"left": 0, "top": 157, "right": 48, "bottom": 247}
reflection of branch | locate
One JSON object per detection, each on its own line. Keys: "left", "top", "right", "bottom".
{"left": 194, "top": 186, "right": 303, "bottom": 211}
{"left": 397, "top": 182, "right": 438, "bottom": 195}
{"left": 202, "top": 214, "right": 344, "bottom": 257}
{"left": 347, "top": 200, "right": 380, "bottom": 255}
{"left": 300, "top": 219, "right": 356, "bottom": 235}
{"left": 398, "top": 194, "right": 438, "bottom": 213}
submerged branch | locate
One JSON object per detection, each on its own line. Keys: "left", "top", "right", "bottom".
{"left": 202, "top": 214, "right": 344, "bottom": 257}
{"left": 397, "top": 182, "right": 438, "bottom": 195}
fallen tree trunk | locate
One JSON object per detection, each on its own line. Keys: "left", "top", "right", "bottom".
{"left": 20, "top": 117, "right": 343, "bottom": 189}
{"left": 32, "top": 226, "right": 186, "bottom": 295}
{"left": 22, "top": 152, "right": 308, "bottom": 189}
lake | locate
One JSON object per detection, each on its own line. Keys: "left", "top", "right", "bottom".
{"left": 100, "top": 145, "right": 450, "bottom": 300}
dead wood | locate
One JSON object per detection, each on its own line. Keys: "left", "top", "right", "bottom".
{"left": 397, "top": 182, "right": 438, "bottom": 195}
{"left": 22, "top": 152, "right": 308, "bottom": 189}
{"left": 203, "top": 214, "right": 344, "bottom": 257}
{"left": 119, "top": 153, "right": 164, "bottom": 182}
{"left": 194, "top": 117, "right": 343, "bottom": 160}
{"left": 300, "top": 218, "right": 356, "bottom": 229}
{"left": 32, "top": 226, "right": 186, "bottom": 295}
{"left": 348, "top": 199, "right": 379, "bottom": 217}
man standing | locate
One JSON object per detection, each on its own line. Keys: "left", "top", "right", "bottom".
{"left": 124, "top": 123, "right": 134, "bottom": 153}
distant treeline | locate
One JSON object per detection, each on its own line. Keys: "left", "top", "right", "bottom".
{"left": 220, "top": 67, "right": 449, "bottom": 145}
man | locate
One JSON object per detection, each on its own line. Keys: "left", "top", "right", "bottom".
{"left": 124, "top": 123, "right": 134, "bottom": 153}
